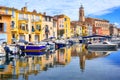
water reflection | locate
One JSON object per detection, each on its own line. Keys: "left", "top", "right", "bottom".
{"left": 0, "top": 44, "right": 115, "bottom": 80}
{"left": 0, "top": 46, "right": 71, "bottom": 80}
{"left": 71, "top": 44, "right": 114, "bottom": 72}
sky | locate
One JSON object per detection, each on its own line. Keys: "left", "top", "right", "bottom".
{"left": 0, "top": 0, "right": 120, "bottom": 27}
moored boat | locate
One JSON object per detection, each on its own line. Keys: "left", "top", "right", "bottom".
{"left": 87, "top": 41, "right": 118, "bottom": 50}
{"left": 0, "top": 45, "right": 6, "bottom": 57}
{"left": 54, "top": 39, "right": 66, "bottom": 49}
{"left": 19, "top": 44, "right": 46, "bottom": 55}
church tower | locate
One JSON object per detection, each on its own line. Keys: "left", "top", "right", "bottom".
{"left": 79, "top": 5, "right": 85, "bottom": 22}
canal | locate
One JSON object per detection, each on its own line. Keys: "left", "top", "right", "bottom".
{"left": 0, "top": 44, "right": 120, "bottom": 80}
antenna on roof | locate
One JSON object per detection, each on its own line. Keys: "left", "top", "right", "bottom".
{"left": 25, "top": 2, "right": 28, "bottom": 7}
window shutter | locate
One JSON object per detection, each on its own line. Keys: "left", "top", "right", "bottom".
{"left": 4, "top": 23, "right": 7, "bottom": 32}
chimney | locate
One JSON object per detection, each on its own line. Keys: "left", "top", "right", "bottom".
{"left": 21, "top": 7, "right": 27, "bottom": 12}
{"left": 33, "top": 9, "right": 37, "bottom": 13}
{"left": 43, "top": 12, "right": 46, "bottom": 15}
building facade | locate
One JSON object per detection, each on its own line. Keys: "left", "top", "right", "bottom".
{"left": 0, "top": 12, "right": 11, "bottom": 44}
{"left": 85, "top": 17, "right": 110, "bottom": 36}
{"left": 71, "top": 21, "right": 82, "bottom": 37}
{"left": 42, "top": 14, "right": 54, "bottom": 40}
{"left": 109, "top": 24, "right": 118, "bottom": 37}
{"left": 54, "top": 14, "right": 71, "bottom": 39}
{"left": 0, "top": 6, "right": 43, "bottom": 43}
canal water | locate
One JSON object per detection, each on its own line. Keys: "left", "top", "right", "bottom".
{"left": 0, "top": 44, "right": 120, "bottom": 80}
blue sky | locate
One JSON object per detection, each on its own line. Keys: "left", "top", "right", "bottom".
{"left": 0, "top": 0, "right": 120, "bottom": 27}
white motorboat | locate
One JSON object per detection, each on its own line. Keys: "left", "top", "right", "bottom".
{"left": 0, "top": 45, "right": 6, "bottom": 57}
{"left": 38, "top": 41, "right": 55, "bottom": 51}
{"left": 87, "top": 41, "right": 118, "bottom": 50}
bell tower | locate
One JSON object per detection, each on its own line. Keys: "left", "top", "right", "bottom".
{"left": 79, "top": 5, "right": 85, "bottom": 22}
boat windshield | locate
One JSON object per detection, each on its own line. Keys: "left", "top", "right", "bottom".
{"left": 103, "top": 41, "right": 111, "bottom": 44}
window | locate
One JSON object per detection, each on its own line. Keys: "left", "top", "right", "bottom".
{"left": 36, "top": 25, "right": 41, "bottom": 31}
{"left": 4, "top": 23, "right": 7, "bottom": 32}
{"left": 45, "top": 17, "right": 47, "bottom": 21}
{"left": 0, "top": 16, "right": 2, "bottom": 20}
{"left": 0, "top": 23, "right": 3, "bottom": 32}
{"left": 32, "top": 26, "right": 35, "bottom": 32}
{"left": 12, "top": 9, "right": 15, "bottom": 17}
{"left": 0, "top": 23, "right": 6, "bottom": 32}
{"left": 20, "top": 24, "right": 25, "bottom": 30}
{"left": 45, "top": 25, "right": 49, "bottom": 33}
{"left": 26, "top": 14, "right": 28, "bottom": 20}
{"left": 19, "top": 13, "right": 24, "bottom": 19}
{"left": 64, "top": 18, "right": 67, "bottom": 21}
{"left": 36, "top": 16, "right": 39, "bottom": 21}
{"left": 31, "top": 15, "right": 34, "bottom": 21}
{"left": 49, "top": 17, "right": 51, "bottom": 21}
{"left": 62, "top": 25, "right": 64, "bottom": 27}
{"left": 11, "top": 21, "right": 15, "bottom": 28}
{"left": 26, "top": 24, "right": 28, "bottom": 31}
{"left": 53, "top": 22, "right": 56, "bottom": 27}
{"left": 6, "top": 9, "right": 8, "bottom": 14}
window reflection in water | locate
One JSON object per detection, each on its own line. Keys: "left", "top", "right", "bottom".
{"left": 0, "top": 46, "right": 71, "bottom": 79}
{"left": 0, "top": 44, "right": 112, "bottom": 79}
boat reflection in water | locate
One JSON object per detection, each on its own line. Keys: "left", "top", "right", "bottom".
{"left": 0, "top": 44, "right": 117, "bottom": 80}
{"left": 0, "top": 46, "right": 71, "bottom": 80}
{"left": 71, "top": 44, "right": 116, "bottom": 72}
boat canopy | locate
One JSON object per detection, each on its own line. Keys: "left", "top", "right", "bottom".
{"left": 82, "top": 35, "right": 111, "bottom": 39}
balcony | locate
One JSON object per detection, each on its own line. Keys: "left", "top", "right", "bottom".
{"left": 11, "top": 27, "right": 18, "bottom": 33}
{"left": 19, "top": 18, "right": 28, "bottom": 23}
{"left": 19, "top": 29, "right": 28, "bottom": 34}
{"left": 32, "top": 19, "right": 42, "bottom": 23}
{"left": 35, "top": 29, "right": 41, "bottom": 34}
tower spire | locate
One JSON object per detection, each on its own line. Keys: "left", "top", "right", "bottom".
{"left": 79, "top": 4, "right": 85, "bottom": 22}
{"left": 25, "top": 2, "right": 28, "bottom": 7}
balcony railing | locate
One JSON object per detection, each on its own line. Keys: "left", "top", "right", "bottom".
{"left": 35, "top": 29, "right": 41, "bottom": 34}
{"left": 19, "top": 29, "right": 28, "bottom": 34}
{"left": 19, "top": 18, "right": 28, "bottom": 21}
{"left": 11, "top": 27, "right": 18, "bottom": 32}
{"left": 32, "top": 19, "right": 42, "bottom": 22}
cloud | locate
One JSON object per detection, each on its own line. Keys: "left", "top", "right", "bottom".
{"left": 0, "top": 0, "right": 120, "bottom": 21}
{"left": 114, "top": 22, "right": 120, "bottom": 27}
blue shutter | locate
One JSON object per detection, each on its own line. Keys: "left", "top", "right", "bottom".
{"left": 4, "top": 23, "right": 7, "bottom": 32}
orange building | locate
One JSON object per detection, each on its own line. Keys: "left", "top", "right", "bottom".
{"left": 85, "top": 17, "right": 110, "bottom": 36}
{"left": 72, "top": 5, "right": 110, "bottom": 36}
{"left": 0, "top": 12, "right": 12, "bottom": 44}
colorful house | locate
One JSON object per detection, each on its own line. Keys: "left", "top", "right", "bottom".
{"left": 54, "top": 14, "right": 71, "bottom": 39}
{"left": 17, "top": 7, "right": 43, "bottom": 42}
{"left": 41, "top": 14, "right": 54, "bottom": 40}
{"left": 0, "top": 12, "right": 12, "bottom": 44}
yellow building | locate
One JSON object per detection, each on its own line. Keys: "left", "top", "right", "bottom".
{"left": 71, "top": 21, "right": 83, "bottom": 37}
{"left": 0, "top": 6, "right": 71, "bottom": 44}
{"left": 82, "top": 24, "right": 88, "bottom": 36}
{"left": 17, "top": 7, "right": 43, "bottom": 42}
{"left": 0, "top": 6, "right": 43, "bottom": 43}
{"left": 54, "top": 14, "right": 71, "bottom": 39}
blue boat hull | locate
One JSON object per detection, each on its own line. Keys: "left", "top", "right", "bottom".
{"left": 26, "top": 52, "right": 46, "bottom": 55}
{"left": 19, "top": 45, "right": 46, "bottom": 55}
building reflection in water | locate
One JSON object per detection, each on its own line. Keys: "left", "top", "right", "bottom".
{"left": 0, "top": 46, "right": 71, "bottom": 80}
{"left": 0, "top": 44, "right": 112, "bottom": 79}
{"left": 71, "top": 44, "right": 112, "bottom": 72}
